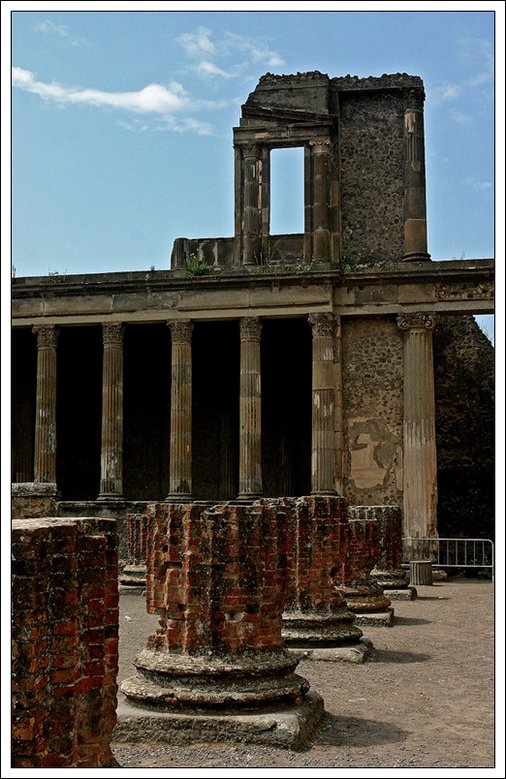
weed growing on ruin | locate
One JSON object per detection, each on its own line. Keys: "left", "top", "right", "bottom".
{"left": 184, "top": 253, "right": 208, "bottom": 277}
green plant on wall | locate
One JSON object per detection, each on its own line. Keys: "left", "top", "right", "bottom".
{"left": 184, "top": 253, "right": 208, "bottom": 277}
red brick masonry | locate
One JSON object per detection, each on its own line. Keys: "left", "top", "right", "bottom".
{"left": 12, "top": 517, "right": 118, "bottom": 768}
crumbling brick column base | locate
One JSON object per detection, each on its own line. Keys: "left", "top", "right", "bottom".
{"left": 338, "top": 509, "right": 395, "bottom": 627}
{"left": 366, "top": 506, "right": 417, "bottom": 601}
{"left": 275, "top": 496, "right": 370, "bottom": 662}
{"left": 119, "top": 514, "right": 147, "bottom": 594}
{"left": 116, "top": 502, "right": 324, "bottom": 748}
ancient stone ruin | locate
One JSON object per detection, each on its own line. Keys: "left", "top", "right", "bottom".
{"left": 11, "top": 70, "right": 494, "bottom": 764}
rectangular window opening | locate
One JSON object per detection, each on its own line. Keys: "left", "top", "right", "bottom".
{"left": 270, "top": 147, "right": 304, "bottom": 236}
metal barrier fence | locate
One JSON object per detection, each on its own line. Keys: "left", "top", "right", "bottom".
{"left": 402, "top": 537, "right": 494, "bottom": 579}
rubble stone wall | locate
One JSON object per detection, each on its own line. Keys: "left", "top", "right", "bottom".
{"left": 341, "top": 317, "right": 404, "bottom": 506}
{"left": 12, "top": 517, "right": 118, "bottom": 768}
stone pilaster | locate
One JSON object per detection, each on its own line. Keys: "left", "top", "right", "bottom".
{"left": 167, "top": 320, "right": 194, "bottom": 501}
{"left": 98, "top": 323, "right": 124, "bottom": 500}
{"left": 33, "top": 326, "right": 58, "bottom": 491}
{"left": 397, "top": 313, "right": 438, "bottom": 555}
{"left": 309, "top": 313, "right": 336, "bottom": 495}
{"left": 238, "top": 317, "right": 262, "bottom": 500}
{"left": 242, "top": 143, "right": 262, "bottom": 266}
{"left": 402, "top": 89, "right": 430, "bottom": 261}
{"left": 309, "top": 138, "right": 331, "bottom": 262}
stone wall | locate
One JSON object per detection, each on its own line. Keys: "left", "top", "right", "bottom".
{"left": 434, "top": 315, "right": 495, "bottom": 540}
{"left": 12, "top": 517, "right": 118, "bottom": 768}
{"left": 339, "top": 91, "right": 405, "bottom": 267}
{"left": 341, "top": 317, "right": 404, "bottom": 506}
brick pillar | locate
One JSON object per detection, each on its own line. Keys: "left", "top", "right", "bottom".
{"left": 309, "top": 138, "right": 331, "bottom": 262}
{"left": 368, "top": 506, "right": 410, "bottom": 591}
{"left": 397, "top": 313, "right": 438, "bottom": 558}
{"left": 308, "top": 312, "right": 336, "bottom": 495}
{"left": 167, "top": 320, "right": 193, "bottom": 501}
{"left": 121, "top": 502, "right": 312, "bottom": 709}
{"left": 33, "top": 326, "right": 58, "bottom": 492}
{"left": 337, "top": 510, "right": 393, "bottom": 626}
{"left": 242, "top": 143, "right": 262, "bottom": 266}
{"left": 238, "top": 317, "right": 262, "bottom": 500}
{"left": 119, "top": 513, "right": 148, "bottom": 590}
{"left": 402, "top": 88, "right": 430, "bottom": 261}
{"left": 280, "top": 495, "right": 363, "bottom": 649}
{"left": 98, "top": 323, "right": 124, "bottom": 500}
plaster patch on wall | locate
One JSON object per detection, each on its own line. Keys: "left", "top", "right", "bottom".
{"left": 349, "top": 416, "right": 400, "bottom": 490}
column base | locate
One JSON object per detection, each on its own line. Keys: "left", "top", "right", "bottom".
{"left": 282, "top": 609, "right": 363, "bottom": 647}
{"left": 339, "top": 582, "right": 392, "bottom": 614}
{"left": 119, "top": 564, "right": 147, "bottom": 593}
{"left": 289, "top": 637, "right": 373, "bottom": 664}
{"left": 402, "top": 251, "right": 431, "bottom": 262}
{"left": 114, "top": 688, "right": 324, "bottom": 750}
{"left": 236, "top": 493, "right": 263, "bottom": 503}
{"left": 386, "top": 586, "right": 418, "bottom": 601}
{"left": 353, "top": 607, "right": 396, "bottom": 627}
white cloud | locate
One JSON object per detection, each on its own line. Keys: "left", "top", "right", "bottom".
{"left": 176, "top": 27, "right": 284, "bottom": 79}
{"left": 177, "top": 27, "right": 215, "bottom": 58}
{"left": 194, "top": 60, "right": 234, "bottom": 80}
{"left": 34, "top": 19, "right": 87, "bottom": 46}
{"left": 464, "top": 177, "right": 492, "bottom": 192}
{"left": 429, "top": 83, "right": 463, "bottom": 106}
{"left": 12, "top": 67, "right": 223, "bottom": 134}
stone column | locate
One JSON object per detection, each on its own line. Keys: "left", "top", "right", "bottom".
{"left": 238, "top": 317, "right": 262, "bottom": 500}
{"left": 402, "top": 88, "right": 431, "bottom": 261}
{"left": 309, "top": 139, "right": 331, "bottom": 262}
{"left": 33, "top": 325, "right": 58, "bottom": 491}
{"left": 98, "top": 323, "right": 124, "bottom": 500}
{"left": 308, "top": 312, "right": 336, "bottom": 495}
{"left": 242, "top": 143, "right": 262, "bottom": 266}
{"left": 397, "top": 313, "right": 438, "bottom": 556}
{"left": 167, "top": 320, "right": 193, "bottom": 501}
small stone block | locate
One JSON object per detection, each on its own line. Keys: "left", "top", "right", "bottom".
{"left": 432, "top": 569, "right": 448, "bottom": 582}
{"left": 353, "top": 607, "right": 395, "bottom": 627}
{"left": 289, "top": 637, "right": 373, "bottom": 664}
{"left": 113, "top": 689, "right": 324, "bottom": 750}
{"left": 385, "top": 587, "right": 417, "bottom": 601}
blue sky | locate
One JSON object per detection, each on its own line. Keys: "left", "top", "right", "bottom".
{"left": 6, "top": 5, "right": 500, "bottom": 339}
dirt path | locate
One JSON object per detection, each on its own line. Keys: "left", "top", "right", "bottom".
{"left": 112, "top": 577, "right": 495, "bottom": 769}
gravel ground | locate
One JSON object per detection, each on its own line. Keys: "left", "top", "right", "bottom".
{"left": 112, "top": 576, "right": 496, "bottom": 770}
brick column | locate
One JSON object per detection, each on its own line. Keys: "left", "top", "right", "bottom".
{"left": 98, "top": 323, "right": 124, "bottom": 500}
{"left": 238, "top": 317, "right": 262, "bottom": 500}
{"left": 402, "top": 88, "right": 430, "bottom": 261}
{"left": 167, "top": 320, "right": 193, "bottom": 501}
{"left": 309, "top": 138, "right": 331, "bottom": 262}
{"left": 309, "top": 312, "right": 336, "bottom": 495}
{"left": 397, "top": 313, "right": 438, "bottom": 557}
{"left": 119, "top": 513, "right": 148, "bottom": 591}
{"left": 33, "top": 326, "right": 58, "bottom": 492}
{"left": 117, "top": 502, "right": 323, "bottom": 747}
{"left": 280, "top": 496, "right": 364, "bottom": 652}
{"left": 242, "top": 143, "right": 262, "bottom": 266}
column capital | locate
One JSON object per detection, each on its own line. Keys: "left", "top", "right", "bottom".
{"left": 102, "top": 322, "right": 124, "bottom": 346}
{"left": 308, "top": 312, "right": 335, "bottom": 338}
{"left": 168, "top": 320, "right": 193, "bottom": 344}
{"left": 240, "top": 317, "right": 262, "bottom": 341}
{"left": 243, "top": 142, "right": 261, "bottom": 159}
{"left": 33, "top": 325, "right": 59, "bottom": 348}
{"left": 396, "top": 312, "right": 437, "bottom": 332}
{"left": 308, "top": 137, "right": 331, "bottom": 154}
{"left": 405, "top": 88, "right": 425, "bottom": 111}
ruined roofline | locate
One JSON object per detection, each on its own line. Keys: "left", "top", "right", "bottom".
{"left": 255, "top": 71, "right": 424, "bottom": 91}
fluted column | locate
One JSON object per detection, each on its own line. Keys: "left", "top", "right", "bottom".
{"left": 238, "top": 317, "right": 262, "bottom": 500}
{"left": 309, "top": 313, "right": 336, "bottom": 495}
{"left": 242, "top": 144, "right": 262, "bottom": 266}
{"left": 33, "top": 325, "right": 58, "bottom": 490}
{"left": 402, "top": 88, "right": 430, "bottom": 261}
{"left": 309, "top": 139, "right": 331, "bottom": 262}
{"left": 167, "top": 320, "right": 193, "bottom": 501}
{"left": 397, "top": 313, "right": 438, "bottom": 550}
{"left": 98, "top": 323, "right": 124, "bottom": 500}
